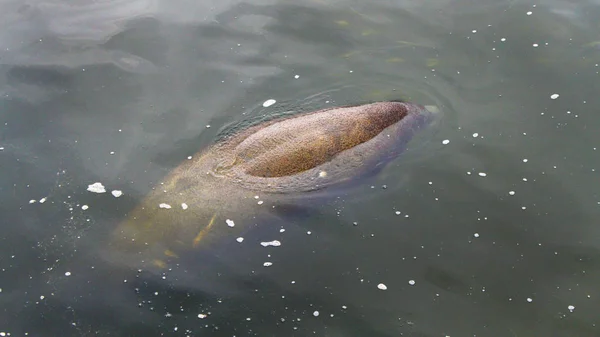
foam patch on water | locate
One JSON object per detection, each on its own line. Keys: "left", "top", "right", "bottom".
{"left": 260, "top": 240, "right": 281, "bottom": 247}
{"left": 87, "top": 182, "right": 106, "bottom": 193}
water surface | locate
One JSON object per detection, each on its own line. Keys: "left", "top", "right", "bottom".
{"left": 1, "top": 0, "right": 599, "bottom": 336}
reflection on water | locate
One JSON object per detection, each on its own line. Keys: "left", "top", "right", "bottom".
{"left": 1, "top": 0, "right": 599, "bottom": 336}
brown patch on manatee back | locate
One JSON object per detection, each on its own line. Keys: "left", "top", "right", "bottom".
{"left": 234, "top": 102, "right": 409, "bottom": 178}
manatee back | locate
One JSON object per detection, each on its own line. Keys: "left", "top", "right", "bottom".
{"left": 211, "top": 101, "right": 433, "bottom": 194}
{"left": 235, "top": 103, "right": 409, "bottom": 177}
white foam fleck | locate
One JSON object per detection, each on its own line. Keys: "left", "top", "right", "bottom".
{"left": 442, "top": 139, "right": 450, "bottom": 145}
{"left": 87, "top": 182, "right": 106, "bottom": 193}
{"left": 29, "top": 199, "right": 36, "bottom": 204}
{"left": 568, "top": 305, "right": 575, "bottom": 312}
{"left": 472, "top": 133, "right": 479, "bottom": 137}
{"left": 39, "top": 197, "right": 47, "bottom": 203}
{"left": 257, "top": 200, "right": 264, "bottom": 205}
{"left": 261, "top": 240, "right": 281, "bottom": 247}
{"left": 198, "top": 313, "right": 207, "bottom": 319}
{"left": 408, "top": 280, "right": 416, "bottom": 286}
{"left": 474, "top": 233, "right": 480, "bottom": 238}
{"left": 550, "top": 93, "right": 559, "bottom": 100}
{"left": 313, "top": 311, "right": 319, "bottom": 317}
{"left": 294, "top": 75, "right": 300, "bottom": 79}
{"left": 526, "top": 11, "right": 532, "bottom": 15}
{"left": 509, "top": 191, "right": 515, "bottom": 195}
{"left": 478, "top": 172, "right": 487, "bottom": 177}
{"left": 263, "top": 262, "right": 273, "bottom": 267}
{"left": 81, "top": 205, "right": 89, "bottom": 210}
{"left": 377, "top": 283, "right": 387, "bottom": 290}
{"left": 65, "top": 271, "right": 71, "bottom": 276}
{"left": 262, "top": 99, "right": 276, "bottom": 107}
{"left": 236, "top": 237, "right": 244, "bottom": 243}
{"left": 159, "top": 203, "right": 172, "bottom": 209}
{"left": 181, "top": 203, "right": 188, "bottom": 210}
{"left": 226, "top": 219, "right": 235, "bottom": 227}
{"left": 527, "top": 297, "right": 533, "bottom": 302}
{"left": 111, "top": 190, "right": 123, "bottom": 198}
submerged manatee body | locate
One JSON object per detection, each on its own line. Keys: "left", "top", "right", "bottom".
{"left": 109, "top": 101, "right": 436, "bottom": 269}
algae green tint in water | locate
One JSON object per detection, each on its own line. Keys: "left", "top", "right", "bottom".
{"left": 108, "top": 101, "right": 437, "bottom": 270}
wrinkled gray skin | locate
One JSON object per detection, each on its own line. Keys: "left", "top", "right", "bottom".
{"left": 107, "top": 101, "right": 435, "bottom": 271}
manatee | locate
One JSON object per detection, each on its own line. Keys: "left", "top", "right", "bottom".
{"left": 108, "top": 101, "right": 437, "bottom": 270}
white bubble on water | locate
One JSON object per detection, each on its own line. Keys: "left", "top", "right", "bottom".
{"left": 377, "top": 283, "right": 388, "bottom": 290}
{"left": 550, "top": 93, "right": 559, "bottom": 99}
{"left": 262, "top": 99, "right": 276, "bottom": 107}
{"left": 159, "top": 203, "right": 172, "bottom": 209}
{"left": 111, "top": 190, "right": 123, "bottom": 198}
{"left": 442, "top": 139, "right": 450, "bottom": 145}
{"left": 226, "top": 219, "right": 235, "bottom": 227}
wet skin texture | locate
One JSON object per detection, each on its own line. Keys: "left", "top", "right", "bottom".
{"left": 109, "top": 101, "right": 436, "bottom": 269}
